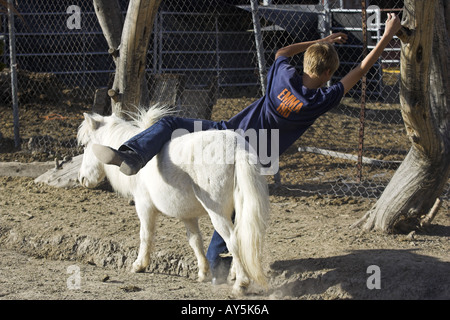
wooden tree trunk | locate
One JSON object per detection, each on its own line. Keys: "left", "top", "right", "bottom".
{"left": 92, "top": 0, "right": 123, "bottom": 67}
{"left": 353, "top": 0, "right": 450, "bottom": 233}
{"left": 94, "top": 0, "right": 162, "bottom": 117}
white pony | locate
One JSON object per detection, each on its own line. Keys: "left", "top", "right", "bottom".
{"left": 77, "top": 105, "right": 269, "bottom": 295}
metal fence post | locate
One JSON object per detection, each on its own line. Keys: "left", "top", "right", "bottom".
{"left": 249, "top": 0, "right": 267, "bottom": 95}
{"left": 357, "top": 0, "right": 368, "bottom": 183}
{"left": 7, "top": 0, "right": 20, "bottom": 149}
{"left": 319, "top": 0, "right": 331, "bottom": 39}
{"left": 320, "top": 0, "right": 332, "bottom": 87}
{"left": 249, "top": 0, "right": 281, "bottom": 184}
{"left": 215, "top": 14, "right": 220, "bottom": 89}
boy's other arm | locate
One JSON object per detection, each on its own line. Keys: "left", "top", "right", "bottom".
{"left": 275, "top": 33, "right": 347, "bottom": 60}
{"left": 340, "top": 13, "right": 401, "bottom": 94}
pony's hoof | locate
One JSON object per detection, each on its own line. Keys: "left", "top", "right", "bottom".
{"left": 197, "top": 272, "right": 211, "bottom": 283}
{"left": 231, "top": 285, "right": 247, "bottom": 297}
{"left": 131, "top": 263, "right": 146, "bottom": 273}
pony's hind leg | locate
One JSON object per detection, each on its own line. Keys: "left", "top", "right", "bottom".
{"left": 131, "top": 200, "right": 158, "bottom": 273}
{"left": 183, "top": 218, "right": 210, "bottom": 282}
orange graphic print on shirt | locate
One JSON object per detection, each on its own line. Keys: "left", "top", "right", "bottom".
{"left": 276, "top": 88, "right": 303, "bottom": 118}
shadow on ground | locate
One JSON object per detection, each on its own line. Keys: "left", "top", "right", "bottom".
{"left": 270, "top": 249, "right": 450, "bottom": 299}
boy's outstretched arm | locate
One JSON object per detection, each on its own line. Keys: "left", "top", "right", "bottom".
{"left": 275, "top": 32, "right": 347, "bottom": 60}
{"left": 340, "top": 13, "right": 402, "bottom": 94}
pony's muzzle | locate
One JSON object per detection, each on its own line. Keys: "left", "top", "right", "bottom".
{"left": 78, "top": 172, "right": 96, "bottom": 188}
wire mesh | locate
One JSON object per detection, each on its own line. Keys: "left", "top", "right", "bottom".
{"left": 0, "top": 0, "right": 448, "bottom": 200}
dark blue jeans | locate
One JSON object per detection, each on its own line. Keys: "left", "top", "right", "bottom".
{"left": 120, "top": 116, "right": 230, "bottom": 270}
{"left": 120, "top": 116, "right": 227, "bottom": 164}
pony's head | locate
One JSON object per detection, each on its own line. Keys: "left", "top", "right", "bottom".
{"left": 77, "top": 113, "right": 110, "bottom": 188}
{"left": 77, "top": 104, "right": 173, "bottom": 189}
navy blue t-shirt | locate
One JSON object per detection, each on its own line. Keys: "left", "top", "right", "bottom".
{"left": 225, "top": 55, "right": 344, "bottom": 156}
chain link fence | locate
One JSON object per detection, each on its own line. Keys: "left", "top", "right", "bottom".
{"left": 0, "top": 0, "right": 448, "bottom": 200}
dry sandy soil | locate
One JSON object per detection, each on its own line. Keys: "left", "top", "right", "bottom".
{"left": 0, "top": 85, "right": 449, "bottom": 302}
{"left": 0, "top": 174, "right": 449, "bottom": 302}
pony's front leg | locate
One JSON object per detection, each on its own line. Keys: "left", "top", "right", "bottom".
{"left": 183, "top": 218, "right": 210, "bottom": 282}
{"left": 131, "top": 200, "right": 158, "bottom": 273}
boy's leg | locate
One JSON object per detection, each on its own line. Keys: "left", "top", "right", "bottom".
{"left": 206, "top": 211, "right": 235, "bottom": 284}
{"left": 206, "top": 230, "right": 231, "bottom": 284}
{"left": 93, "top": 116, "right": 224, "bottom": 175}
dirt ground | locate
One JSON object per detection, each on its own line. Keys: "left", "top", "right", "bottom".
{"left": 0, "top": 84, "right": 449, "bottom": 301}
{"left": 0, "top": 175, "right": 449, "bottom": 301}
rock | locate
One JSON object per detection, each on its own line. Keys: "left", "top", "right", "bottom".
{"left": 101, "top": 275, "right": 110, "bottom": 282}
{"left": 406, "top": 231, "right": 416, "bottom": 241}
{"left": 120, "top": 285, "right": 141, "bottom": 293}
{"left": 34, "top": 154, "right": 82, "bottom": 188}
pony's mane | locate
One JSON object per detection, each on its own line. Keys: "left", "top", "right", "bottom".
{"left": 123, "top": 103, "right": 174, "bottom": 130}
{"left": 77, "top": 103, "right": 174, "bottom": 148}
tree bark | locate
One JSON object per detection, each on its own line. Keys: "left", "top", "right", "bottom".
{"left": 353, "top": 0, "right": 450, "bottom": 233}
{"left": 92, "top": 0, "right": 123, "bottom": 67}
{"left": 93, "top": 0, "right": 162, "bottom": 117}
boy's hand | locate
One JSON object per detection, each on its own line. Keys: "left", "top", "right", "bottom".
{"left": 275, "top": 32, "right": 346, "bottom": 59}
{"left": 340, "top": 12, "right": 402, "bottom": 95}
{"left": 383, "top": 13, "right": 402, "bottom": 38}
{"left": 322, "top": 32, "right": 348, "bottom": 45}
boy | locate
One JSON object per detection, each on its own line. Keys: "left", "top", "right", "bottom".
{"left": 93, "top": 14, "right": 401, "bottom": 283}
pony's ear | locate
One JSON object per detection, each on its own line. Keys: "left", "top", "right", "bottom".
{"left": 83, "top": 113, "right": 100, "bottom": 130}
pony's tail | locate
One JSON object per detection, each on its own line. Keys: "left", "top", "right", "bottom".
{"left": 233, "top": 144, "right": 269, "bottom": 288}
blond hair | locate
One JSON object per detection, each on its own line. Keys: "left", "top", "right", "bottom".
{"left": 303, "top": 42, "right": 339, "bottom": 77}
